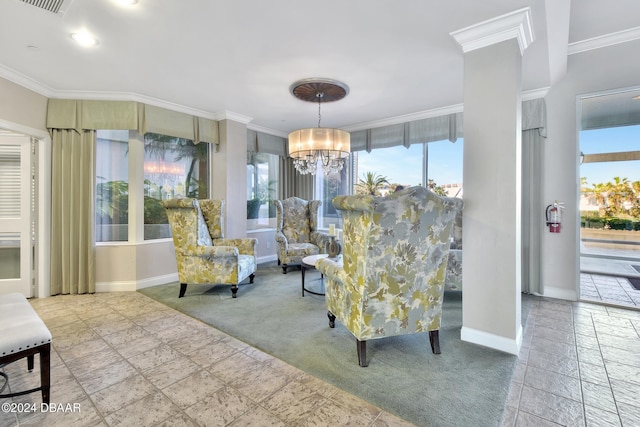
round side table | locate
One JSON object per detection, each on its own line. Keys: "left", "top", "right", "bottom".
{"left": 301, "top": 254, "right": 329, "bottom": 297}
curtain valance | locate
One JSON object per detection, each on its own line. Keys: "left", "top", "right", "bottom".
{"left": 247, "top": 129, "right": 287, "bottom": 157}
{"left": 522, "top": 98, "right": 547, "bottom": 136}
{"left": 46, "top": 99, "right": 219, "bottom": 147}
{"left": 350, "top": 112, "right": 463, "bottom": 153}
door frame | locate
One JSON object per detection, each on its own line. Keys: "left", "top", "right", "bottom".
{"left": 0, "top": 119, "right": 51, "bottom": 298}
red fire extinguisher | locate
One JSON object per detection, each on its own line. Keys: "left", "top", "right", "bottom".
{"left": 545, "top": 201, "right": 563, "bottom": 233}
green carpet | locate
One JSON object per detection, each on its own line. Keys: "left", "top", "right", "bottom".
{"left": 140, "top": 262, "right": 524, "bottom": 427}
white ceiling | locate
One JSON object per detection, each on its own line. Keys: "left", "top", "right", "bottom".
{"left": 1, "top": 0, "right": 639, "bottom": 136}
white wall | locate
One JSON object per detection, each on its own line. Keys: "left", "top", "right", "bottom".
{"left": 541, "top": 39, "right": 640, "bottom": 299}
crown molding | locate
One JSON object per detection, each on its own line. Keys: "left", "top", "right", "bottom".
{"left": 342, "top": 104, "right": 464, "bottom": 132}
{"left": 0, "top": 64, "right": 55, "bottom": 97}
{"left": 522, "top": 87, "right": 549, "bottom": 101}
{"left": 247, "top": 123, "right": 288, "bottom": 138}
{"left": 341, "top": 87, "right": 547, "bottom": 133}
{"left": 213, "top": 111, "right": 254, "bottom": 124}
{"left": 450, "top": 7, "right": 534, "bottom": 55}
{"left": 568, "top": 26, "right": 640, "bottom": 55}
{"left": 0, "top": 64, "right": 254, "bottom": 123}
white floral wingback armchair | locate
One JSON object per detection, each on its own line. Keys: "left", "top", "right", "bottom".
{"left": 316, "top": 186, "right": 463, "bottom": 367}
{"left": 162, "top": 198, "right": 257, "bottom": 298}
{"left": 274, "top": 197, "right": 329, "bottom": 274}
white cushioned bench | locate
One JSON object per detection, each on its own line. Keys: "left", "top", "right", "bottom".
{"left": 0, "top": 293, "right": 52, "bottom": 404}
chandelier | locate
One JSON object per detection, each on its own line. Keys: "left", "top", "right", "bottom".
{"left": 288, "top": 78, "right": 351, "bottom": 175}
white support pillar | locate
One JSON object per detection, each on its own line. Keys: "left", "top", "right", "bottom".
{"left": 213, "top": 118, "right": 250, "bottom": 238}
{"left": 451, "top": 8, "right": 534, "bottom": 355}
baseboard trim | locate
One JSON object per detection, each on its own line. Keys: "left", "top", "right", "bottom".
{"left": 460, "top": 325, "right": 522, "bottom": 355}
{"left": 542, "top": 286, "right": 578, "bottom": 301}
{"left": 258, "top": 254, "right": 278, "bottom": 264}
{"left": 95, "top": 273, "right": 179, "bottom": 293}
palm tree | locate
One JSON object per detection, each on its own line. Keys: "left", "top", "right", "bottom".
{"left": 143, "top": 133, "right": 208, "bottom": 198}
{"left": 427, "top": 179, "right": 448, "bottom": 197}
{"left": 356, "top": 172, "right": 389, "bottom": 196}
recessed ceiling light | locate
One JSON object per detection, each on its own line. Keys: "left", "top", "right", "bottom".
{"left": 118, "top": 0, "right": 138, "bottom": 5}
{"left": 71, "top": 32, "right": 98, "bottom": 47}
{"left": 632, "top": 95, "right": 640, "bottom": 101}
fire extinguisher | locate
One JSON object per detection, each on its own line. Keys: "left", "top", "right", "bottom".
{"left": 545, "top": 201, "right": 563, "bottom": 233}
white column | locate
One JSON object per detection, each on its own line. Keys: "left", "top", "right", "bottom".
{"left": 451, "top": 8, "right": 534, "bottom": 355}
{"left": 214, "top": 118, "right": 250, "bottom": 238}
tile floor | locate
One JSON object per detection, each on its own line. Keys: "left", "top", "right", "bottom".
{"left": 0, "top": 292, "right": 412, "bottom": 427}
{"left": 580, "top": 273, "right": 640, "bottom": 309}
{"left": 580, "top": 245, "right": 640, "bottom": 308}
{"left": 1, "top": 291, "right": 639, "bottom": 426}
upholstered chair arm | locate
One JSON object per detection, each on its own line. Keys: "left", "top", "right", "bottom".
{"left": 190, "top": 245, "right": 239, "bottom": 258}
{"left": 442, "top": 196, "right": 464, "bottom": 213}
{"left": 332, "top": 194, "right": 375, "bottom": 213}
{"left": 275, "top": 231, "right": 288, "bottom": 248}
{"left": 311, "top": 231, "right": 330, "bottom": 252}
{"left": 309, "top": 200, "right": 322, "bottom": 232}
{"left": 316, "top": 258, "right": 347, "bottom": 285}
{"left": 215, "top": 238, "right": 258, "bottom": 256}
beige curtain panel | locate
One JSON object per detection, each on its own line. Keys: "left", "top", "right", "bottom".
{"left": 50, "top": 129, "right": 96, "bottom": 295}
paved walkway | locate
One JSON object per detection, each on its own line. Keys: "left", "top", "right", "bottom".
{"left": 580, "top": 245, "right": 640, "bottom": 309}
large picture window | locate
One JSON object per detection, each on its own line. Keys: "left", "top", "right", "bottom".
{"left": 352, "top": 140, "right": 463, "bottom": 197}
{"left": 96, "top": 130, "right": 130, "bottom": 242}
{"left": 315, "top": 161, "right": 350, "bottom": 229}
{"left": 144, "top": 133, "right": 209, "bottom": 240}
{"left": 246, "top": 151, "right": 278, "bottom": 230}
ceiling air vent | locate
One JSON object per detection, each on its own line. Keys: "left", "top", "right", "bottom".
{"left": 19, "top": 0, "right": 73, "bottom": 15}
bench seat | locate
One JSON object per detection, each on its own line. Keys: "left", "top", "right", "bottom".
{"left": 0, "top": 293, "right": 52, "bottom": 404}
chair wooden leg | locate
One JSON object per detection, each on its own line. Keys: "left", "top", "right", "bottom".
{"left": 231, "top": 284, "right": 238, "bottom": 298}
{"left": 429, "top": 330, "right": 441, "bottom": 354}
{"left": 178, "top": 283, "right": 187, "bottom": 298}
{"left": 27, "top": 354, "right": 34, "bottom": 371}
{"left": 327, "top": 311, "right": 336, "bottom": 328}
{"left": 249, "top": 273, "right": 255, "bottom": 284}
{"left": 281, "top": 264, "right": 288, "bottom": 274}
{"left": 357, "top": 339, "right": 368, "bottom": 367}
{"left": 40, "top": 344, "right": 50, "bottom": 404}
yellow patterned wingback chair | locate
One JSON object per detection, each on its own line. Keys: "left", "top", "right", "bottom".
{"left": 316, "top": 186, "right": 463, "bottom": 366}
{"left": 273, "top": 197, "right": 329, "bottom": 274}
{"left": 162, "top": 198, "right": 258, "bottom": 298}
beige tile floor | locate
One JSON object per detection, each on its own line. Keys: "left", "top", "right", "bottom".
{"left": 1, "top": 291, "right": 639, "bottom": 427}
{"left": 0, "top": 292, "right": 412, "bottom": 427}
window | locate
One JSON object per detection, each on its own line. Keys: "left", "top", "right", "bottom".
{"left": 247, "top": 151, "right": 278, "bottom": 230}
{"left": 580, "top": 125, "right": 640, "bottom": 230}
{"left": 144, "top": 133, "right": 209, "bottom": 240}
{"left": 427, "top": 139, "right": 464, "bottom": 198}
{"left": 315, "top": 161, "right": 350, "bottom": 229}
{"left": 96, "top": 130, "right": 129, "bottom": 242}
{"left": 352, "top": 140, "right": 463, "bottom": 197}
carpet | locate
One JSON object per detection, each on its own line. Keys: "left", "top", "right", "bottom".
{"left": 140, "top": 263, "right": 522, "bottom": 427}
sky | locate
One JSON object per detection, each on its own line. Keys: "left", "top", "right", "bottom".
{"left": 356, "top": 139, "right": 464, "bottom": 187}
{"left": 580, "top": 124, "right": 640, "bottom": 187}
{"left": 355, "top": 123, "right": 640, "bottom": 190}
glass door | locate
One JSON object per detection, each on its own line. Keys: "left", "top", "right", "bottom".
{"left": 0, "top": 135, "right": 32, "bottom": 296}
